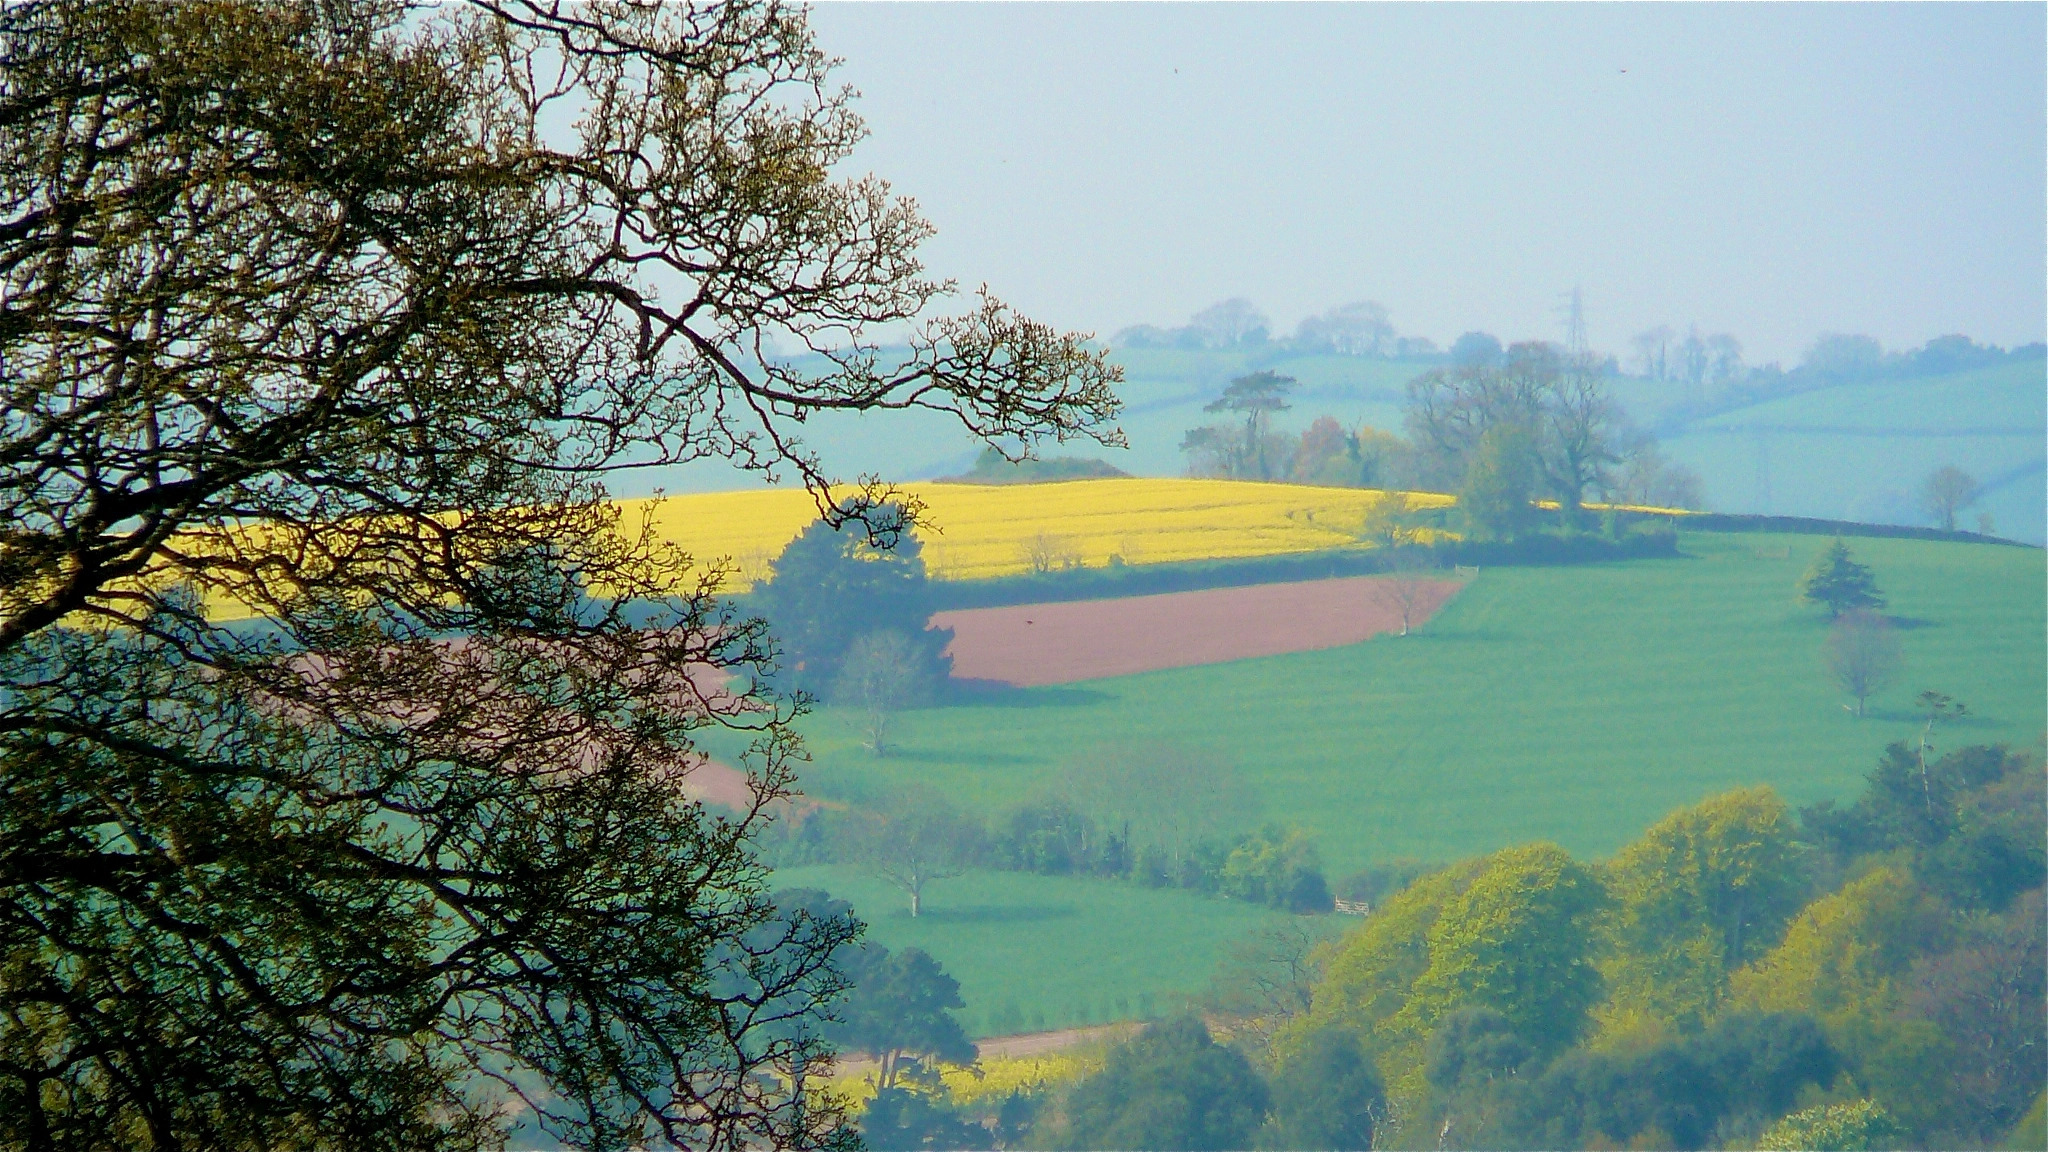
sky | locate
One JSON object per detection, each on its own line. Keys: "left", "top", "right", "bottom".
{"left": 802, "top": 2, "right": 2046, "bottom": 367}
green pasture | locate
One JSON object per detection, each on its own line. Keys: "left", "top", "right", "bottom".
{"left": 792, "top": 530, "right": 2046, "bottom": 875}
{"left": 770, "top": 865, "right": 1289, "bottom": 1038}
{"left": 1657, "top": 359, "right": 2047, "bottom": 542}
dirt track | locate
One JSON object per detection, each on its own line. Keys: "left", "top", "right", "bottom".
{"left": 832, "top": 1023, "right": 1137, "bottom": 1080}
{"left": 932, "top": 575, "right": 1465, "bottom": 687}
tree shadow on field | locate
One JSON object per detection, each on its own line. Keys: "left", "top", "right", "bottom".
{"left": 887, "top": 903, "right": 1078, "bottom": 925}
{"left": 1393, "top": 627, "right": 1509, "bottom": 645}
{"left": 1860, "top": 705, "right": 2002, "bottom": 730}
{"left": 943, "top": 679, "right": 1113, "bottom": 709}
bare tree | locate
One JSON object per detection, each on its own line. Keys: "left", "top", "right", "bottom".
{"left": 1060, "top": 743, "right": 1261, "bottom": 863}
{"left": 1632, "top": 326, "right": 1676, "bottom": 380}
{"left": 1405, "top": 342, "right": 1621, "bottom": 517}
{"left": 0, "top": 2, "right": 1118, "bottom": 1146}
{"left": 1201, "top": 919, "right": 1344, "bottom": 1063}
{"left": 1295, "top": 301, "right": 1395, "bottom": 356}
{"left": 1402, "top": 352, "right": 1543, "bottom": 487}
{"left": 833, "top": 630, "right": 929, "bottom": 755}
{"left": 1706, "top": 333, "right": 1746, "bottom": 382}
{"left": 1189, "top": 298, "right": 1273, "bottom": 348}
{"left": 1922, "top": 466, "right": 1981, "bottom": 532}
{"left": 1826, "top": 610, "right": 1903, "bottom": 718}
{"left": 1678, "top": 325, "right": 1712, "bottom": 386}
{"left": 1534, "top": 352, "right": 1623, "bottom": 521}
{"left": 1606, "top": 437, "right": 1707, "bottom": 510}
{"left": 1367, "top": 549, "right": 1445, "bottom": 637}
{"left": 859, "top": 795, "right": 983, "bottom": 918}
{"left": 1022, "top": 531, "right": 1083, "bottom": 575}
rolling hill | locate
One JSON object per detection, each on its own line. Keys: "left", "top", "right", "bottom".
{"left": 740, "top": 527, "right": 2043, "bottom": 1037}
{"left": 623, "top": 346, "right": 2046, "bottom": 543}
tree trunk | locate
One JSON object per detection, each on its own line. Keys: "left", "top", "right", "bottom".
{"left": 909, "top": 882, "right": 921, "bottom": 918}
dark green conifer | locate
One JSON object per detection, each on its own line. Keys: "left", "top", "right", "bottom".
{"left": 1799, "top": 538, "right": 1885, "bottom": 618}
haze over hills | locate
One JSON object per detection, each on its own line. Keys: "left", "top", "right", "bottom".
{"left": 628, "top": 323, "right": 2047, "bottom": 544}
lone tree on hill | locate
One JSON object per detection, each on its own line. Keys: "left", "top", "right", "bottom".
{"left": 1203, "top": 370, "right": 1297, "bottom": 480}
{"left": 1800, "top": 539, "right": 1885, "bottom": 618}
{"left": 0, "top": 3, "right": 1119, "bottom": 1147}
{"left": 1921, "top": 466, "right": 1981, "bottom": 533}
{"left": 1825, "top": 611, "right": 1904, "bottom": 719}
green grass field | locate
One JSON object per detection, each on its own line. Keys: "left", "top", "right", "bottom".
{"left": 771, "top": 865, "right": 1290, "bottom": 1038}
{"left": 1658, "top": 360, "right": 2046, "bottom": 541}
{"left": 758, "top": 529, "right": 2042, "bottom": 1036}
{"left": 793, "top": 531, "right": 2045, "bottom": 874}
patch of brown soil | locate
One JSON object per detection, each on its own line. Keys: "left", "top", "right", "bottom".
{"left": 932, "top": 575, "right": 1465, "bottom": 687}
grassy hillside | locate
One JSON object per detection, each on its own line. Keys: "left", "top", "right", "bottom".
{"left": 1657, "top": 359, "right": 2047, "bottom": 542}
{"left": 787, "top": 531, "right": 2044, "bottom": 874}
{"left": 769, "top": 865, "right": 1288, "bottom": 1038}
{"left": 750, "top": 528, "right": 2041, "bottom": 1037}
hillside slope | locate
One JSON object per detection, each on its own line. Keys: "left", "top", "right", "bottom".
{"left": 786, "top": 531, "right": 2045, "bottom": 872}
{"left": 621, "top": 347, "right": 2044, "bottom": 542}
{"left": 1653, "top": 360, "right": 2046, "bottom": 541}
{"left": 752, "top": 528, "right": 2042, "bottom": 1038}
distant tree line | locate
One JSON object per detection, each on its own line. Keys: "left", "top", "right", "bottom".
{"left": 1116, "top": 297, "right": 1441, "bottom": 358}
{"left": 1181, "top": 343, "right": 1705, "bottom": 524}
{"left": 1627, "top": 329, "right": 2046, "bottom": 437}
{"left": 766, "top": 749, "right": 1335, "bottom": 916}
{"left": 1631, "top": 327, "right": 2042, "bottom": 388}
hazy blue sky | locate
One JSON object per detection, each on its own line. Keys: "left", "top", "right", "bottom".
{"left": 804, "top": 2, "right": 2045, "bottom": 366}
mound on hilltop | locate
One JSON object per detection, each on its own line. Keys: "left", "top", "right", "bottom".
{"left": 941, "top": 448, "right": 1131, "bottom": 484}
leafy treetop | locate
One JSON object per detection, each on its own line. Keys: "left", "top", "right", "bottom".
{"left": 0, "top": 1, "right": 1117, "bottom": 1147}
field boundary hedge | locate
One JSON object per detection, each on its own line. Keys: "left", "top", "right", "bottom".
{"left": 1667, "top": 511, "right": 2037, "bottom": 548}
{"left": 708, "top": 508, "right": 2032, "bottom": 621}
{"left": 914, "top": 531, "right": 1677, "bottom": 613}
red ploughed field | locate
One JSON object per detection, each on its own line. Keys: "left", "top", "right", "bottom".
{"left": 931, "top": 575, "right": 1465, "bottom": 688}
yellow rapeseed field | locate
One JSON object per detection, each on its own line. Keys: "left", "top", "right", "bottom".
{"left": 936, "top": 1045, "right": 1114, "bottom": 1109}
{"left": 148, "top": 479, "right": 1689, "bottom": 618}
{"left": 820, "top": 1037, "right": 1121, "bottom": 1112}
{"left": 622, "top": 478, "right": 1461, "bottom": 590}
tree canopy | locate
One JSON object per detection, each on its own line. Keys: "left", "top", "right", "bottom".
{"left": 1799, "top": 539, "right": 1886, "bottom": 618}
{"left": 1598, "top": 788, "right": 1804, "bottom": 1032}
{"left": 0, "top": 2, "right": 1118, "bottom": 1146}
{"left": 1059, "top": 1017, "right": 1270, "bottom": 1152}
{"left": 750, "top": 512, "right": 954, "bottom": 698}
{"left": 828, "top": 944, "right": 977, "bottom": 1088}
